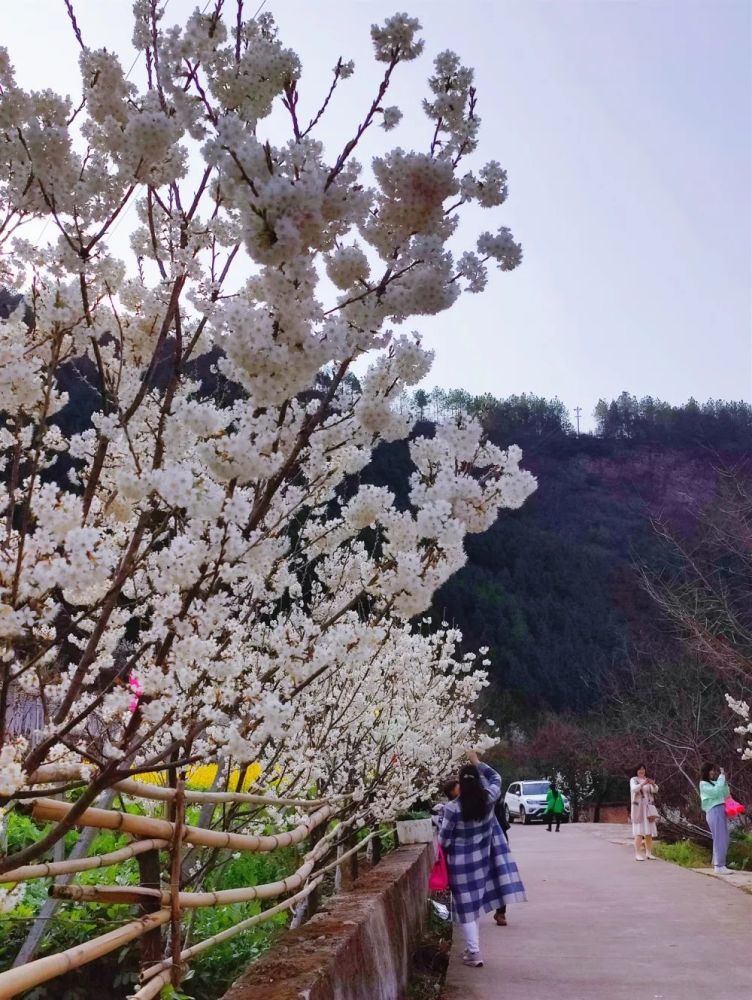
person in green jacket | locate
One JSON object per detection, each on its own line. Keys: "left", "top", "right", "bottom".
{"left": 699, "top": 763, "right": 731, "bottom": 873}
{"left": 545, "top": 781, "right": 565, "bottom": 832}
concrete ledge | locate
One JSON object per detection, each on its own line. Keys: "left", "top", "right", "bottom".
{"left": 221, "top": 844, "right": 433, "bottom": 1000}
{"left": 694, "top": 867, "right": 752, "bottom": 893}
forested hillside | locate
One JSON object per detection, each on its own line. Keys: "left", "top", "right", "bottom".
{"left": 366, "top": 392, "right": 752, "bottom": 721}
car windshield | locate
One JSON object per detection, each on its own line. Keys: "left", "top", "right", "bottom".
{"left": 522, "top": 782, "right": 550, "bottom": 796}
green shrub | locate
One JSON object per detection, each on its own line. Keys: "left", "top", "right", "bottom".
{"left": 653, "top": 840, "right": 711, "bottom": 868}
{"left": 5, "top": 811, "right": 48, "bottom": 854}
{"left": 728, "top": 831, "right": 752, "bottom": 871}
{"left": 176, "top": 842, "right": 299, "bottom": 998}
{"left": 655, "top": 830, "right": 752, "bottom": 872}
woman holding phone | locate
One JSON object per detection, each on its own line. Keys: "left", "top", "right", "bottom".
{"left": 630, "top": 765, "right": 659, "bottom": 860}
{"left": 699, "top": 763, "right": 732, "bottom": 874}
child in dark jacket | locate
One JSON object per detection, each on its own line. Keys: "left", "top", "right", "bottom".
{"left": 432, "top": 776, "right": 460, "bottom": 829}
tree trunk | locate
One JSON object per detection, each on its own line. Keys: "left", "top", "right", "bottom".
{"left": 137, "top": 848, "right": 163, "bottom": 969}
{"left": 303, "top": 825, "right": 326, "bottom": 919}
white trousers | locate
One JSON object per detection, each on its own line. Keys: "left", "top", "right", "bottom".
{"left": 460, "top": 918, "right": 481, "bottom": 953}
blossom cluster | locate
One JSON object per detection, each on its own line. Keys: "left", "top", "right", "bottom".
{"left": 0, "top": 3, "right": 533, "bottom": 865}
{"left": 0, "top": 883, "right": 24, "bottom": 914}
{"left": 0, "top": 737, "right": 26, "bottom": 798}
{"left": 726, "top": 695, "right": 752, "bottom": 761}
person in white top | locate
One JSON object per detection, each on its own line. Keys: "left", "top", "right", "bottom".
{"left": 630, "top": 764, "right": 659, "bottom": 861}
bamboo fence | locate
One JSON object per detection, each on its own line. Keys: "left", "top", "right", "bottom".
{"left": 129, "top": 833, "right": 378, "bottom": 1000}
{"left": 113, "top": 776, "right": 345, "bottom": 808}
{"left": 0, "top": 776, "right": 386, "bottom": 999}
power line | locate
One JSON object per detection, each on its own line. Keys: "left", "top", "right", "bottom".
{"left": 124, "top": 0, "right": 268, "bottom": 82}
{"left": 125, "top": 0, "right": 174, "bottom": 80}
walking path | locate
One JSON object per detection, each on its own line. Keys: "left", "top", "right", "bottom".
{"left": 444, "top": 822, "right": 751, "bottom": 1000}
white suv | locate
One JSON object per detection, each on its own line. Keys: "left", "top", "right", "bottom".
{"left": 504, "top": 780, "right": 570, "bottom": 825}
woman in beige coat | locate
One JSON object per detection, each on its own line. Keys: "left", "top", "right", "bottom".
{"left": 630, "top": 764, "right": 659, "bottom": 861}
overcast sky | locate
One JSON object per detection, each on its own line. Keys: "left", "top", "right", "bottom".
{"left": 4, "top": 1, "right": 751, "bottom": 427}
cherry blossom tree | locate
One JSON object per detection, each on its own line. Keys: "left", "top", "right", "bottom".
{"left": 0, "top": 1, "right": 535, "bottom": 877}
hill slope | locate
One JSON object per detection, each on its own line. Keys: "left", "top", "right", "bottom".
{"left": 365, "top": 395, "right": 751, "bottom": 718}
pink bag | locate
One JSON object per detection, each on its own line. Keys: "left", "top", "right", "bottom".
{"left": 428, "top": 845, "right": 449, "bottom": 892}
{"left": 725, "top": 796, "right": 746, "bottom": 818}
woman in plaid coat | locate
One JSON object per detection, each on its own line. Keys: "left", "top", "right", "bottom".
{"left": 438, "top": 751, "right": 526, "bottom": 967}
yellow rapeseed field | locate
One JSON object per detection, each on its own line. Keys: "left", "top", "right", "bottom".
{"left": 134, "top": 761, "right": 262, "bottom": 791}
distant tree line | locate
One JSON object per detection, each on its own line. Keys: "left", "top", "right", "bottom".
{"left": 404, "top": 387, "right": 751, "bottom": 451}
{"left": 593, "top": 391, "right": 752, "bottom": 448}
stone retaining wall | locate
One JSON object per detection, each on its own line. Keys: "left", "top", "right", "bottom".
{"left": 221, "top": 844, "right": 433, "bottom": 1000}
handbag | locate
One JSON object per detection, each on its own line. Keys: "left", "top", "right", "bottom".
{"left": 494, "top": 800, "right": 510, "bottom": 834}
{"left": 725, "top": 796, "right": 746, "bottom": 818}
{"left": 645, "top": 783, "right": 659, "bottom": 822}
{"left": 428, "top": 844, "right": 449, "bottom": 892}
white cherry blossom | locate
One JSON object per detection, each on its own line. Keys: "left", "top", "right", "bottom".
{"left": 0, "top": 5, "right": 533, "bottom": 872}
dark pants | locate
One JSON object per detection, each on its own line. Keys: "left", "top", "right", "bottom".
{"left": 546, "top": 811, "right": 561, "bottom": 831}
{"left": 495, "top": 828, "right": 509, "bottom": 920}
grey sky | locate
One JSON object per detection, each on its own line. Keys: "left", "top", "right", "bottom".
{"left": 5, "top": 1, "right": 751, "bottom": 428}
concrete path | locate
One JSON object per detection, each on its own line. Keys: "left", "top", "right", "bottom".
{"left": 444, "top": 822, "right": 751, "bottom": 1000}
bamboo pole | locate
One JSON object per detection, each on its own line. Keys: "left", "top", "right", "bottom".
{"left": 129, "top": 971, "right": 172, "bottom": 1000}
{"left": 114, "top": 777, "right": 345, "bottom": 808}
{"left": 2, "top": 839, "right": 169, "bottom": 884}
{"left": 169, "top": 779, "right": 185, "bottom": 988}
{"left": 334, "top": 841, "right": 344, "bottom": 893}
{"left": 0, "top": 910, "right": 171, "bottom": 998}
{"left": 52, "top": 857, "right": 318, "bottom": 909}
{"left": 51, "top": 885, "right": 165, "bottom": 905}
{"left": 137, "top": 877, "right": 324, "bottom": 988}
{"left": 23, "top": 771, "right": 348, "bottom": 809}
{"left": 32, "top": 797, "right": 332, "bottom": 853}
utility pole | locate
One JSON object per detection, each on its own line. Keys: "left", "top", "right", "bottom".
{"left": 574, "top": 406, "right": 582, "bottom": 436}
